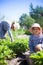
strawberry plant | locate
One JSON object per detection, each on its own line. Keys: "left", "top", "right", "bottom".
{"left": 0, "top": 39, "right": 16, "bottom": 65}
{"left": 11, "top": 38, "right": 29, "bottom": 54}
{"left": 30, "top": 50, "right": 43, "bottom": 65}
{"left": 0, "top": 36, "right": 29, "bottom": 65}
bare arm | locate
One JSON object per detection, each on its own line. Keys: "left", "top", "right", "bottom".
{"left": 8, "top": 29, "right": 14, "bottom": 42}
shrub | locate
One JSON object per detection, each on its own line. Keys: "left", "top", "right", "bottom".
{"left": 25, "top": 29, "right": 31, "bottom": 35}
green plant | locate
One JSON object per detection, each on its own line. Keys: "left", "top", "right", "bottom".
{"left": 25, "top": 29, "right": 31, "bottom": 35}
{"left": 10, "top": 38, "right": 29, "bottom": 54}
{"left": 30, "top": 50, "right": 43, "bottom": 65}
{"left": 0, "top": 34, "right": 29, "bottom": 65}
{"left": 0, "top": 39, "right": 16, "bottom": 65}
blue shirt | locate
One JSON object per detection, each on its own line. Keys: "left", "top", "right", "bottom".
{"left": 0, "top": 21, "right": 14, "bottom": 41}
{"left": 29, "top": 34, "right": 43, "bottom": 52}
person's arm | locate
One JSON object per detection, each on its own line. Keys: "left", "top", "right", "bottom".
{"left": 34, "top": 34, "right": 43, "bottom": 51}
{"left": 8, "top": 29, "right": 14, "bottom": 42}
{"left": 41, "top": 36, "right": 43, "bottom": 49}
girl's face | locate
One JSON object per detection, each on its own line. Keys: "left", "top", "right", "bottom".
{"left": 32, "top": 27, "right": 41, "bottom": 35}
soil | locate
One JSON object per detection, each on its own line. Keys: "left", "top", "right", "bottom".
{"left": 7, "top": 57, "right": 28, "bottom": 65}
{"left": 7, "top": 58, "right": 28, "bottom": 65}
{"left": 7, "top": 53, "right": 29, "bottom": 65}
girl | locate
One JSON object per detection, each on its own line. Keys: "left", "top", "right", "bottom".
{"left": 26, "top": 23, "right": 43, "bottom": 65}
{"left": 29, "top": 23, "right": 43, "bottom": 52}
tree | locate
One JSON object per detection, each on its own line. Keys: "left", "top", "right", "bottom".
{"left": 19, "top": 13, "right": 35, "bottom": 28}
{"left": 30, "top": 3, "right": 43, "bottom": 28}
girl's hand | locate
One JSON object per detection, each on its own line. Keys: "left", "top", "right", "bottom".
{"left": 35, "top": 44, "right": 42, "bottom": 51}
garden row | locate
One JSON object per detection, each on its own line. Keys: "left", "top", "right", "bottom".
{"left": 0, "top": 38, "right": 28, "bottom": 65}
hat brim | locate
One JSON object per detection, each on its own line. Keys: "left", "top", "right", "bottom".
{"left": 29, "top": 27, "right": 42, "bottom": 34}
